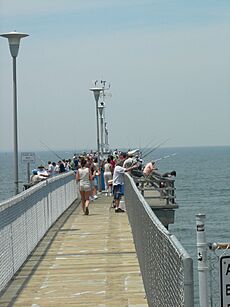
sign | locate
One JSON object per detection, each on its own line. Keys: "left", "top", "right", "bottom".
{"left": 21, "top": 152, "right": 36, "bottom": 163}
{"left": 220, "top": 255, "right": 230, "bottom": 307}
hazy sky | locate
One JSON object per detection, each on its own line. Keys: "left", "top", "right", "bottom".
{"left": 0, "top": 0, "right": 230, "bottom": 152}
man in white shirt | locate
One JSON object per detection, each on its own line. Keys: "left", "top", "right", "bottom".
{"left": 113, "top": 159, "right": 138, "bottom": 212}
{"left": 37, "top": 165, "right": 50, "bottom": 178}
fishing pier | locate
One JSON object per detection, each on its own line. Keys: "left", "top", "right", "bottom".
{"left": 0, "top": 172, "right": 194, "bottom": 306}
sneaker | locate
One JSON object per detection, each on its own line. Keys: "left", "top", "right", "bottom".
{"left": 115, "top": 207, "right": 125, "bottom": 213}
{"left": 94, "top": 195, "right": 98, "bottom": 199}
{"left": 109, "top": 193, "right": 112, "bottom": 197}
{"left": 105, "top": 193, "right": 108, "bottom": 196}
{"left": 89, "top": 196, "right": 94, "bottom": 201}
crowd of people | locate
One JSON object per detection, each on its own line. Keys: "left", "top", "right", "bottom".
{"left": 29, "top": 149, "right": 176, "bottom": 215}
{"left": 30, "top": 158, "right": 76, "bottom": 185}
{"left": 74, "top": 150, "right": 140, "bottom": 215}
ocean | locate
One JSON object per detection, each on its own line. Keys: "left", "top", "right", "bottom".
{"left": 0, "top": 146, "right": 229, "bottom": 305}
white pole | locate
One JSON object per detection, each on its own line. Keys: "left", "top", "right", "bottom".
{"left": 100, "top": 113, "right": 104, "bottom": 153}
{"left": 98, "top": 105, "right": 104, "bottom": 153}
{"left": 12, "top": 56, "right": 19, "bottom": 194}
{"left": 196, "top": 213, "right": 209, "bottom": 307}
{"left": 1, "top": 32, "right": 29, "bottom": 194}
{"left": 90, "top": 87, "right": 103, "bottom": 191}
{"left": 105, "top": 122, "right": 109, "bottom": 152}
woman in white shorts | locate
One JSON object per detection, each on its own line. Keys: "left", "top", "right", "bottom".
{"left": 104, "top": 157, "right": 112, "bottom": 196}
{"left": 76, "top": 158, "right": 92, "bottom": 215}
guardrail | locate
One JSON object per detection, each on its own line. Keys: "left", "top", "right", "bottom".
{"left": 0, "top": 172, "right": 78, "bottom": 293}
{"left": 131, "top": 170, "right": 176, "bottom": 205}
{"left": 124, "top": 173, "right": 194, "bottom": 307}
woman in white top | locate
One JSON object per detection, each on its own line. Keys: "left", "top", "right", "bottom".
{"left": 76, "top": 158, "right": 92, "bottom": 215}
{"left": 104, "top": 157, "right": 112, "bottom": 196}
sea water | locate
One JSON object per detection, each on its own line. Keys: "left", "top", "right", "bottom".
{"left": 155, "top": 146, "right": 230, "bottom": 306}
{"left": 0, "top": 146, "right": 229, "bottom": 305}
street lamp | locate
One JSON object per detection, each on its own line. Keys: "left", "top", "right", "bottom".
{"left": 89, "top": 87, "right": 103, "bottom": 154}
{"left": 1, "top": 31, "right": 29, "bottom": 195}
{"left": 90, "top": 86, "right": 103, "bottom": 190}
{"left": 98, "top": 103, "right": 105, "bottom": 154}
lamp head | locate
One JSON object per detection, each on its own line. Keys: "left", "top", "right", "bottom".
{"left": 0, "top": 31, "right": 29, "bottom": 58}
{"left": 89, "top": 87, "right": 103, "bottom": 103}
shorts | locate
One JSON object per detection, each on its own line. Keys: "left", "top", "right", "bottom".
{"left": 113, "top": 184, "right": 123, "bottom": 200}
{"left": 80, "top": 184, "right": 91, "bottom": 192}
{"left": 93, "top": 176, "right": 98, "bottom": 187}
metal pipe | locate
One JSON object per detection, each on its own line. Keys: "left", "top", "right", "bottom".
{"left": 95, "top": 99, "right": 100, "bottom": 156}
{"left": 196, "top": 213, "right": 209, "bottom": 307}
{"left": 98, "top": 105, "right": 104, "bottom": 153}
{"left": 27, "top": 162, "right": 30, "bottom": 183}
{"left": 1, "top": 31, "right": 29, "bottom": 195}
{"left": 105, "top": 122, "right": 109, "bottom": 153}
{"left": 13, "top": 56, "right": 19, "bottom": 195}
{"left": 100, "top": 113, "right": 104, "bottom": 153}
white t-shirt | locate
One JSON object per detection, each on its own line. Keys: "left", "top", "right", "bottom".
{"left": 48, "top": 164, "right": 54, "bottom": 176}
{"left": 37, "top": 169, "right": 49, "bottom": 177}
{"left": 104, "top": 162, "right": 111, "bottom": 173}
{"left": 113, "top": 165, "right": 125, "bottom": 186}
{"left": 78, "top": 167, "right": 90, "bottom": 188}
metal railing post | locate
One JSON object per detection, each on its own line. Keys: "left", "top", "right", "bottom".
{"left": 183, "top": 257, "right": 194, "bottom": 307}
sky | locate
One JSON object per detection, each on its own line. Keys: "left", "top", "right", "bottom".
{"left": 0, "top": 0, "right": 230, "bottom": 152}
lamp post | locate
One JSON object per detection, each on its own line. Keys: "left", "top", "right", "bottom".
{"left": 98, "top": 103, "right": 105, "bottom": 154}
{"left": 90, "top": 86, "right": 103, "bottom": 191}
{"left": 1, "top": 31, "right": 29, "bottom": 195}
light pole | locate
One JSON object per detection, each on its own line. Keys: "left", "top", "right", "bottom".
{"left": 90, "top": 86, "right": 103, "bottom": 190}
{"left": 98, "top": 103, "right": 105, "bottom": 154}
{"left": 1, "top": 31, "right": 29, "bottom": 195}
{"left": 105, "top": 122, "right": 109, "bottom": 153}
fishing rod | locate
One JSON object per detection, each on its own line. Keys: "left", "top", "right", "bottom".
{"left": 142, "top": 138, "right": 170, "bottom": 159}
{"left": 141, "top": 138, "right": 159, "bottom": 157}
{"left": 40, "top": 140, "right": 63, "bottom": 161}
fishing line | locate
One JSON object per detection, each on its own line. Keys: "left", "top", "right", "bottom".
{"left": 40, "top": 140, "right": 63, "bottom": 160}
{"left": 35, "top": 153, "right": 46, "bottom": 166}
{"left": 154, "top": 153, "right": 177, "bottom": 163}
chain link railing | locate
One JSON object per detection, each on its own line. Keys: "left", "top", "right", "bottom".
{"left": 0, "top": 172, "right": 78, "bottom": 293}
{"left": 124, "top": 173, "right": 194, "bottom": 307}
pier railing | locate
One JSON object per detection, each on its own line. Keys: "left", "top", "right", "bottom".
{"left": 124, "top": 173, "right": 194, "bottom": 307}
{"left": 134, "top": 171, "right": 176, "bottom": 205}
{"left": 0, "top": 172, "right": 78, "bottom": 293}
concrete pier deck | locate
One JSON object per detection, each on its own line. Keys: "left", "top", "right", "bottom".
{"left": 0, "top": 195, "right": 147, "bottom": 307}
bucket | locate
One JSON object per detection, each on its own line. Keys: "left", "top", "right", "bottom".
{"left": 119, "top": 200, "right": 126, "bottom": 211}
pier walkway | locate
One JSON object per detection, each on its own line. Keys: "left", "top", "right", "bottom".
{"left": 0, "top": 195, "right": 147, "bottom": 307}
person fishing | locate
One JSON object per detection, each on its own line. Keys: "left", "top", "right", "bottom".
{"left": 112, "top": 158, "right": 138, "bottom": 213}
{"left": 143, "top": 161, "right": 158, "bottom": 177}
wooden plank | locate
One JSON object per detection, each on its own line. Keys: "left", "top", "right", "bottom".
{"left": 0, "top": 196, "right": 148, "bottom": 307}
